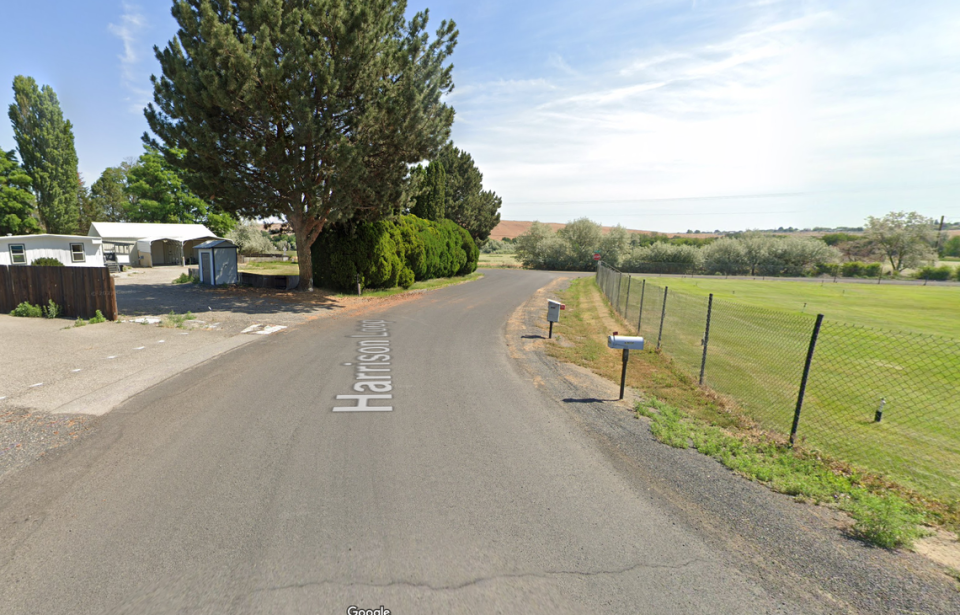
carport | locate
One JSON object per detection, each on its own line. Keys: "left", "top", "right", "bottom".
{"left": 88, "top": 223, "right": 219, "bottom": 267}
{"left": 135, "top": 236, "right": 215, "bottom": 267}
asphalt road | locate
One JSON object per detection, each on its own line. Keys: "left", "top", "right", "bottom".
{"left": 1, "top": 270, "right": 818, "bottom": 613}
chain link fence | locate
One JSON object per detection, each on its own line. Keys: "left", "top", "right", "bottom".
{"left": 596, "top": 262, "right": 960, "bottom": 499}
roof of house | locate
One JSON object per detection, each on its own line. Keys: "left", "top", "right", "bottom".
{"left": 88, "top": 222, "right": 215, "bottom": 242}
{"left": 2, "top": 233, "right": 101, "bottom": 243}
{"left": 195, "top": 239, "right": 237, "bottom": 250}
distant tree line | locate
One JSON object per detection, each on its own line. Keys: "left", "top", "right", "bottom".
{"left": 514, "top": 212, "right": 953, "bottom": 278}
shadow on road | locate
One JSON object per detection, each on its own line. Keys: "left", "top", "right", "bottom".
{"left": 116, "top": 282, "right": 343, "bottom": 316}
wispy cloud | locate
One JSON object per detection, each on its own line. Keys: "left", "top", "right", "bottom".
{"left": 108, "top": 3, "right": 151, "bottom": 113}
{"left": 547, "top": 53, "right": 578, "bottom": 77}
{"left": 450, "top": 0, "right": 960, "bottom": 230}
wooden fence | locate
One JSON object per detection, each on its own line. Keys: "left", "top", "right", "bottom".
{"left": 0, "top": 265, "right": 118, "bottom": 320}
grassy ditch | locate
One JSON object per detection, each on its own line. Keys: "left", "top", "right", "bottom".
{"left": 548, "top": 277, "right": 958, "bottom": 549}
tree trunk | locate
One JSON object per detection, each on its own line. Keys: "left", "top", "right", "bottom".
{"left": 288, "top": 209, "right": 323, "bottom": 292}
{"left": 295, "top": 234, "right": 314, "bottom": 291}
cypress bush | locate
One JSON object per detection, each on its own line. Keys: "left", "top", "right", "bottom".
{"left": 312, "top": 215, "right": 478, "bottom": 291}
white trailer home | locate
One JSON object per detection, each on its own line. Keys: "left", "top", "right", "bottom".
{"left": 87, "top": 222, "right": 218, "bottom": 267}
{"left": 0, "top": 234, "right": 105, "bottom": 267}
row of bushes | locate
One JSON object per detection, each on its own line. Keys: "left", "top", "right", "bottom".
{"left": 613, "top": 237, "right": 841, "bottom": 277}
{"left": 312, "top": 215, "right": 478, "bottom": 291}
{"left": 814, "top": 262, "right": 884, "bottom": 278}
{"left": 915, "top": 264, "right": 960, "bottom": 281}
{"left": 514, "top": 220, "right": 847, "bottom": 277}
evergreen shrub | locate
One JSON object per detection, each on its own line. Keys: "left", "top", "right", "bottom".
{"left": 312, "top": 215, "right": 478, "bottom": 291}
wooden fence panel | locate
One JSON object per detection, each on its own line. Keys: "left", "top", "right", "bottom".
{"left": 0, "top": 265, "right": 117, "bottom": 320}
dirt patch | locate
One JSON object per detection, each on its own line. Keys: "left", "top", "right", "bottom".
{"left": 915, "top": 530, "right": 960, "bottom": 572}
{"left": 0, "top": 407, "right": 96, "bottom": 480}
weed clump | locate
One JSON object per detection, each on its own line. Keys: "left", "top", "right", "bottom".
{"left": 637, "top": 397, "right": 928, "bottom": 549}
{"left": 161, "top": 311, "right": 196, "bottom": 328}
{"left": 173, "top": 272, "right": 200, "bottom": 284}
{"left": 10, "top": 301, "right": 42, "bottom": 317}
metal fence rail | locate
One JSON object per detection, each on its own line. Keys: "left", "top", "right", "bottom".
{"left": 596, "top": 262, "right": 960, "bottom": 499}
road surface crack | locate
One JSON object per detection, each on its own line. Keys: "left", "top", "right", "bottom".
{"left": 252, "top": 559, "right": 705, "bottom": 595}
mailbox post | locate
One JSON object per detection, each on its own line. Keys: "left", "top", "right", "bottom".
{"left": 547, "top": 300, "right": 565, "bottom": 338}
{"left": 608, "top": 334, "right": 644, "bottom": 400}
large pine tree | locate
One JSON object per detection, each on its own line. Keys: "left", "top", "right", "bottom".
{"left": 145, "top": 0, "right": 457, "bottom": 290}
{"left": 436, "top": 143, "right": 501, "bottom": 244}
{"left": 8, "top": 76, "right": 80, "bottom": 234}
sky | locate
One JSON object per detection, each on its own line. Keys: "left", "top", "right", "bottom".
{"left": 1, "top": 0, "right": 958, "bottom": 233}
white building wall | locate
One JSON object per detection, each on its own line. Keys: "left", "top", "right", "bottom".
{"left": 0, "top": 236, "right": 105, "bottom": 267}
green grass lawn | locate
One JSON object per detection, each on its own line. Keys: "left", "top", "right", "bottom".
{"left": 238, "top": 260, "right": 301, "bottom": 276}
{"left": 478, "top": 253, "right": 521, "bottom": 268}
{"left": 612, "top": 274, "right": 960, "bottom": 499}
{"left": 625, "top": 276, "right": 960, "bottom": 338}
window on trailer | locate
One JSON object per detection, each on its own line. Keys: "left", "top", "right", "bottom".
{"left": 9, "top": 244, "right": 26, "bottom": 264}
{"left": 70, "top": 243, "right": 85, "bottom": 263}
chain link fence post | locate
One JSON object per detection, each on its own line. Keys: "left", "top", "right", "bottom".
{"left": 614, "top": 271, "right": 623, "bottom": 314}
{"left": 636, "top": 279, "right": 646, "bottom": 334}
{"left": 698, "top": 293, "right": 713, "bottom": 385}
{"left": 656, "top": 286, "right": 669, "bottom": 351}
{"left": 790, "top": 314, "right": 824, "bottom": 446}
{"left": 624, "top": 275, "right": 632, "bottom": 321}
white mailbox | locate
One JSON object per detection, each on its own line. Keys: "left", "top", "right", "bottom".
{"left": 547, "top": 300, "right": 565, "bottom": 323}
{"left": 608, "top": 335, "right": 644, "bottom": 350}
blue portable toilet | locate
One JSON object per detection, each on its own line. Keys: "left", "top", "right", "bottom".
{"left": 195, "top": 239, "right": 239, "bottom": 286}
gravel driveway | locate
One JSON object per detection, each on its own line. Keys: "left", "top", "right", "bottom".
{"left": 114, "top": 266, "right": 345, "bottom": 335}
{"left": 1, "top": 265, "right": 378, "bottom": 482}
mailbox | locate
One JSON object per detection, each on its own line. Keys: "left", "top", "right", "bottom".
{"left": 608, "top": 335, "right": 644, "bottom": 350}
{"left": 547, "top": 300, "right": 565, "bottom": 323}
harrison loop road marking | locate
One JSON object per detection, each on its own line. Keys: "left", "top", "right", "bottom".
{"left": 334, "top": 320, "right": 394, "bottom": 412}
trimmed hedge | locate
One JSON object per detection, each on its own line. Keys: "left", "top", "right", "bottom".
{"left": 916, "top": 265, "right": 954, "bottom": 281}
{"left": 312, "top": 215, "right": 478, "bottom": 292}
{"left": 814, "top": 261, "right": 884, "bottom": 278}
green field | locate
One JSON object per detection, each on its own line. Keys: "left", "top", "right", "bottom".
{"left": 604, "top": 272, "right": 960, "bottom": 499}
{"left": 626, "top": 276, "right": 960, "bottom": 338}
{"left": 478, "top": 253, "right": 521, "bottom": 268}
{"left": 238, "top": 260, "right": 301, "bottom": 276}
